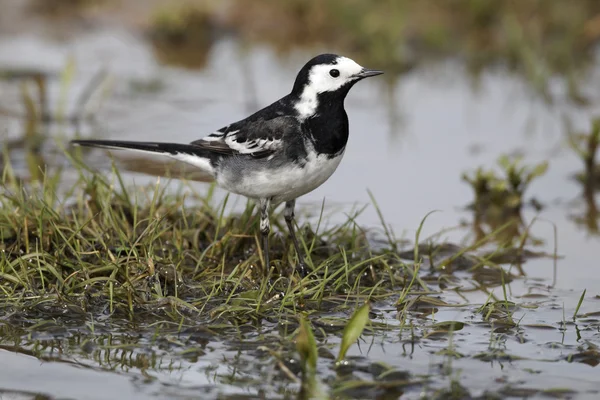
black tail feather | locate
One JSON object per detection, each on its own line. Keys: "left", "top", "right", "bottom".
{"left": 70, "top": 139, "right": 221, "bottom": 174}
{"left": 71, "top": 140, "right": 207, "bottom": 156}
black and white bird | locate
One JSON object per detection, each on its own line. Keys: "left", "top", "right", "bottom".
{"left": 72, "top": 53, "right": 383, "bottom": 277}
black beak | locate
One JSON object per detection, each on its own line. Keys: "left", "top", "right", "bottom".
{"left": 356, "top": 68, "right": 384, "bottom": 79}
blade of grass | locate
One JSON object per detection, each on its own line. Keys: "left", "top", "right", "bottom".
{"left": 336, "top": 302, "right": 370, "bottom": 364}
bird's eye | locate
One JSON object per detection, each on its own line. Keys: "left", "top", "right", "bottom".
{"left": 329, "top": 69, "right": 340, "bottom": 78}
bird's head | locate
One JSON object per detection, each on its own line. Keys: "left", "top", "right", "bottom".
{"left": 291, "top": 54, "right": 382, "bottom": 118}
{"left": 291, "top": 53, "right": 383, "bottom": 97}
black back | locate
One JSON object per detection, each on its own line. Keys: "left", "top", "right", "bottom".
{"left": 192, "top": 53, "right": 357, "bottom": 161}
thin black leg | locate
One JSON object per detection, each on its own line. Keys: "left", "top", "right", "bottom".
{"left": 259, "top": 198, "right": 271, "bottom": 278}
{"left": 284, "top": 200, "right": 308, "bottom": 276}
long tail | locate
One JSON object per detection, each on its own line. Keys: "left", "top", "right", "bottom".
{"left": 71, "top": 139, "right": 217, "bottom": 176}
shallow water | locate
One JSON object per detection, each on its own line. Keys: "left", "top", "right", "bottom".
{"left": 1, "top": 7, "right": 600, "bottom": 400}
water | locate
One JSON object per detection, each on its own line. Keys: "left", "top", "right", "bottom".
{"left": 1, "top": 9, "right": 600, "bottom": 400}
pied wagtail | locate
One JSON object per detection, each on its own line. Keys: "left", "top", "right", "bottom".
{"left": 71, "top": 53, "right": 383, "bottom": 277}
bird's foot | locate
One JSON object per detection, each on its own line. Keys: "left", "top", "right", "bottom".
{"left": 267, "top": 277, "right": 278, "bottom": 289}
{"left": 295, "top": 260, "right": 309, "bottom": 278}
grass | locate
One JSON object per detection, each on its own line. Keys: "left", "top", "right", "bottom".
{"left": 0, "top": 133, "right": 588, "bottom": 397}
{"left": 0, "top": 144, "right": 550, "bottom": 316}
{"left": 0, "top": 154, "right": 455, "bottom": 396}
{"left": 0, "top": 150, "right": 415, "bottom": 323}
{"left": 0, "top": 142, "right": 571, "bottom": 397}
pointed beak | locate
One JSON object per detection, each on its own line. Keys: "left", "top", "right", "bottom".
{"left": 356, "top": 68, "right": 384, "bottom": 79}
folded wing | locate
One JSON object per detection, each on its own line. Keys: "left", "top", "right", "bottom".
{"left": 191, "top": 115, "right": 298, "bottom": 159}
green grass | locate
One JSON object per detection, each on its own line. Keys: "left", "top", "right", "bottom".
{"left": 0, "top": 147, "right": 586, "bottom": 398}
{"left": 0, "top": 141, "right": 547, "bottom": 330}
{"left": 0, "top": 150, "right": 414, "bottom": 323}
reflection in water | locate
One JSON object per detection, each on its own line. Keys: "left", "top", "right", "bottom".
{"left": 462, "top": 156, "right": 547, "bottom": 251}
{"left": 114, "top": 154, "right": 215, "bottom": 183}
{"left": 567, "top": 118, "right": 600, "bottom": 235}
{"left": 471, "top": 203, "right": 524, "bottom": 245}
{"left": 570, "top": 186, "right": 600, "bottom": 235}
{"left": 0, "top": 70, "right": 48, "bottom": 182}
{"left": 0, "top": 65, "right": 109, "bottom": 182}
{"left": 0, "top": 68, "right": 49, "bottom": 122}
{"left": 583, "top": 188, "right": 599, "bottom": 234}
{"left": 149, "top": 4, "right": 216, "bottom": 70}
{"left": 27, "top": 0, "right": 107, "bottom": 18}
{"left": 15, "top": 0, "right": 598, "bottom": 100}
{"left": 223, "top": 0, "right": 600, "bottom": 100}
{"left": 0, "top": 284, "right": 598, "bottom": 399}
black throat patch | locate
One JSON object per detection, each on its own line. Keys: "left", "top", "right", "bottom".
{"left": 301, "top": 89, "right": 351, "bottom": 156}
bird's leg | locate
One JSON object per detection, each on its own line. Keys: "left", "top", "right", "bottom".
{"left": 284, "top": 200, "right": 308, "bottom": 277}
{"left": 259, "top": 198, "right": 271, "bottom": 278}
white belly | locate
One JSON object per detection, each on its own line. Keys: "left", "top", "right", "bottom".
{"left": 219, "top": 151, "right": 344, "bottom": 204}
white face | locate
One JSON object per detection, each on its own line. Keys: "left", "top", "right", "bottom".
{"left": 306, "top": 56, "right": 364, "bottom": 94}
{"left": 294, "top": 56, "right": 366, "bottom": 119}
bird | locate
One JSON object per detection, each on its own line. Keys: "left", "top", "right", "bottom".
{"left": 71, "top": 53, "right": 383, "bottom": 277}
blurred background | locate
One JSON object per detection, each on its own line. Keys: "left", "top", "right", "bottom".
{"left": 1, "top": 0, "right": 600, "bottom": 288}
